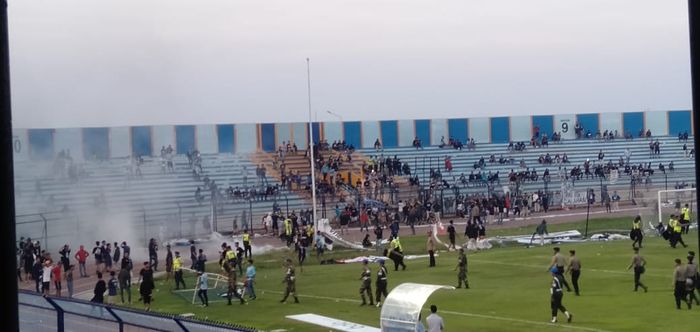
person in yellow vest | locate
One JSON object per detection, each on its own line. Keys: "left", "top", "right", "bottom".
{"left": 284, "top": 217, "right": 293, "bottom": 247}
{"left": 225, "top": 245, "right": 236, "bottom": 271}
{"left": 631, "top": 215, "right": 643, "bottom": 249}
{"left": 386, "top": 236, "right": 406, "bottom": 271}
{"left": 680, "top": 204, "right": 691, "bottom": 234}
{"left": 669, "top": 215, "right": 688, "bottom": 249}
{"left": 173, "top": 252, "right": 186, "bottom": 290}
{"left": 242, "top": 230, "right": 252, "bottom": 259}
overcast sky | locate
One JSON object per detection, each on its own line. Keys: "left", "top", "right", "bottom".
{"left": 9, "top": 0, "right": 691, "bottom": 128}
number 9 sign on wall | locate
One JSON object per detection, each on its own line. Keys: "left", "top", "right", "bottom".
{"left": 554, "top": 114, "right": 576, "bottom": 140}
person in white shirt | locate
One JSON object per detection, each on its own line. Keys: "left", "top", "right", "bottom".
{"left": 426, "top": 304, "right": 444, "bottom": 332}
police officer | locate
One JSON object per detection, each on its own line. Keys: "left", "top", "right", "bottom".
{"left": 359, "top": 259, "right": 374, "bottom": 306}
{"left": 388, "top": 236, "right": 406, "bottom": 271}
{"left": 567, "top": 250, "right": 581, "bottom": 296}
{"left": 375, "top": 259, "right": 388, "bottom": 307}
{"left": 669, "top": 215, "right": 687, "bottom": 248}
{"left": 686, "top": 251, "right": 699, "bottom": 306}
{"left": 680, "top": 204, "right": 691, "bottom": 234}
{"left": 631, "top": 215, "right": 643, "bottom": 249}
{"left": 284, "top": 216, "right": 293, "bottom": 247}
{"left": 547, "top": 247, "right": 571, "bottom": 292}
{"left": 242, "top": 229, "right": 252, "bottom": 259}
{"left": 173, "top": 252, "right": 185, "bottom": 290}
{"left": 224, "top": 260, "right": 245, "bottom": 305}
{"left": 280, "top": 258, "right": 299, "bottom": 303}
{"left": 627, "top": 247, "right": 648, "bottom": 292}
{"left": 673, "top": 258, "right": 691, "bottom": 309}
{"left": 454, "top": 248, "right": 469, "bottom": 289}
{"left": 549, "top": 267, "right": 572, "bottom": 323}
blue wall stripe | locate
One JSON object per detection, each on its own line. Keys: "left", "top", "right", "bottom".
{"left": 531, "top": 115, "right": 554, "bottom": 137}
{"left": 28, "top": 129, "right": 54, "bottom": 160}
{"left": 622, "top": 112, "right": 644, "bottom": 136}
{"left": 131, "top": 126, "right": 152, "bottom": 157}
{"left": 576, "top": 114, "right": 599, "bottom": 135}
{"left": 217, "top": 124, "right": 235, "bottom": 153}
{"left": 414, "top": 119, "right": 431, "bottom": 146}
{"left": 490, "top": 117, "right": 510, "bottom": 143}
{"left": 261, "top": 123, "right": 276, "bottom": 152}
{"left": 82, "top": 128, "right": 109, "bottom": 160}
{"left": 175, "top": 125, "right": 196, "bottom": 154}
{"left": 343, "top": 121, "right": 362, "bottom": 148}
{"left": 447, "top": 118, "right": 469, "bottom": 143}
{"left": 380, "top": 120, "right": 398, "bottom": 148}
{"left": 307, "top": 122, "right": 320, "bottom": 145}
{"left": 668, "top": 110, "right": 692, "bottom": 135}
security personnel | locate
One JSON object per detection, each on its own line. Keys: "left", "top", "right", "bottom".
{"left": 454, "top": 248, "right": 469, "bottom": 289}
{"left": 375, "top": 259, "right": 388, "bottom": 307}
{"left": 673, "top": 258, "right": 690, "bottom": 309}
{"left": 567, "top": 250, "right": 581, "bottom": 296}
{"left": 627, "top": 247, "right": 648, "bottom": 292}
{"left": 669, "top": 215, "right": 687, "bottom": 248}
{"left": 280, "top": 258, "right": 299, "bottom": 303}
{"left": 242, "top": 230, "right": 252, "bottom": 259}
{"left": 224, "top": 261, "right": 245, "bottom": 305}
{"left": 547, "top": 247, "right": 571, "bottom": 292}
{"left": 686, "top": 252, "right": 699, "bottom": 306}
{"left": 359, "top": 259, "right": 374, "bottom": 306}
{"left": 550, "top": 267, "right": 572, "bottom": 323}
{"left": 173, "top": 252, "right": 186, "bottom": 290}
{"left": 388, "top": 236, "right": 406, "bottom": 271}
{"left": 225, "top": 245, "right": 236, "bottom": 269}
{"left": 680, "top": 204, "right": 691, "bottom": 234}
{"left": 631, "top": 215, "right": 643, "bottom": 249}
{"left": 284, "top": 217, "right": 293, "bottom": 247}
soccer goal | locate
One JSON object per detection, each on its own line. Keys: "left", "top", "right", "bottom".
{"left": 172, "top": 268, "right": 246, "bottom": 305}
{"left": 656, "top": 188, "right": 697, "bottom": 225}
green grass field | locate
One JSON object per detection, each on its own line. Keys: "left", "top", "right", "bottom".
{"left": 125, "top": 217, "right": 699, "bottom": 332}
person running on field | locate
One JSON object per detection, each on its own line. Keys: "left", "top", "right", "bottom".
{"left": 224, "top": 260, "right": 246, "bottom": 305}
{"left": 567, "top": 250, "right": 581, "bottom": 296}
{"left": 280, "top": 258, "right": 299, "bottom": 304}
{"left": 685, "top": 251, "right": 699, "bottom": 306}
{"left": 673, "top": 258, "right": 691, "bottom": 309}
{"left": 246, "top": 259, "right": 257, "bottom": 300}
{"left": 547, "top": 247, "right": 571, "bottom": 292}
{"left": 165, "top": 245, "right": 173, "bottom": 282}
{"left": 454, "top": 248, "right": 469, "bottom": 289}
{"left": 631, "top": 215, "right": 643, "bottom": 248}
{"left": 197, "top": 271, "right": 209, "bottom": 306}
{"left": 447, "top": 220, "right": 456, "bottom": 250}
{"left": 549, "top": 267, "right": 573, "bottom": 323}
{"left": 375, "top": 259, "right": 389, "bottom": 307}
{"left": 627, "top": 247, "right": 648, "bottom": 292}
{"left": 173, "top": 251, "right": 185, "bottom": 290}
{"left": 533, "top": 220, "right": 548, "bottom": 246}
{"left": 359, "top": 259, "right": 374, "bottom": 306}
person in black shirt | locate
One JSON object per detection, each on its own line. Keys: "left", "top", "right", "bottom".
{"left": 91, "top": 272, "right": 106, "bottom": 304}
{"left": 92, "top": 241, "right": 103, "bottom": 275}
{"left": 113, "top": 242, "right": 121, "bottom": 267}
{"left": 148, "top": 238, "right": 159, "bottom": 271}
{"left": 549, "top": 267, "right": 572, "bottom": 323}
{"left": 119, "top": 252, "right": 133, "bottom": 304}
{"left": 374, "top": 224, "right": 383, "bottom": 252}
{"left": 139, "top": 262, "right": 155, "bottom": 311}
{"left": 59, "top": 244, "right": 71, "bottom": 272}
{"left": 375, "top": 260, "right": 389, "bottom": 307}
{"left": 189, "top": 240, "right": 197, "bottom": 270}
{"left": 447, "top": 220, "right": 456, "bottom": 250}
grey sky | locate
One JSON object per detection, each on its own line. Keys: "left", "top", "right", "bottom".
{"left": 9, "top": 0, "right": 691, "bottom": 128}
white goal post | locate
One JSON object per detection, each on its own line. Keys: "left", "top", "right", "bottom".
{"left": 657, "top": 188, "right": 697, "bottom": 225}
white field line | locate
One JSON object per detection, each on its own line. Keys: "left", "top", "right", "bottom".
{"left": 470, "top": 259, "right": 668, "bottom": 278}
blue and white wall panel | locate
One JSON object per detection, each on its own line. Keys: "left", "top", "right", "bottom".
{"left": 599, "top": 112, "right": 622, "bottom": 135}
{"left": 490, "top": 117, "right": 510, "bottom": 144}
{"left": 622, "top": 112, "right": 644, "bottom": 136}
{"left": 361, "top": 121, "right": 380, "bottom": 149}
{"left": 323, "top": 122, "right": 343, "bottom": 144}
{"left": 397, "top": 120, "right": 414, "bottom": 147}
{"left": 644, "top": 111, "right": 668, "bottom": 136}
{"left": 11, "top": 128, "right": 28, "bottom": 162}
{"left": 531, "top": 115, "right": 554, "bottom": 137}
{"left": 509, "top": 116, "right": 531, "bottom": 142}
{"left": 553, "top": 114, "right": 576, "bottom": 140}
{"left": 343, "top": 122, "right": 362, "bottom": 148}
{"left": 53, "top": 128, "right": 83, "bottom": 161}
{"left": 379, "top": 121, "right": 398, "bottom": 148}
{"left": 152, "top": 125, "right": 175, "bottom": 153}
{"left": 292, "top": 122, "right": 308, "bottom": 147}
{"left": 196, "top": 125, "right": 218, "bottom": 154}
{"left": 576, "top": 113, "right": 599, "bottom": 135}
{"left": 235, "top": 123, "right": 257, "bottom": 153}
{"left": 668, "top": 110, "right": 693, "bottom": 136}
{"left": 276, "top": 123, "right": 292, "bottom": 148}
{"left": 110, "top": 127, "right": 131, "bottom": 158}
{"left": 414, "top": 120, "right": 431, "bottom": 146}
{"left": 431, "top": 119, "right": 448, "bottom": 147}
{"left": 469, "top": 118, "right": 490, "bottom": 143}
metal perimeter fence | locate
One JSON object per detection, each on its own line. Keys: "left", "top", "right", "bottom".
{"left": 18, "top": 290, "right": 256, "bottom": 332}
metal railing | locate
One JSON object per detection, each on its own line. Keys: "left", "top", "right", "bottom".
{"left": 18, "top": 290, "right": 254, "bottom": 332}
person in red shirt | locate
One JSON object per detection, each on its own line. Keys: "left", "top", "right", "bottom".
{"left": 51, "top": 263, "right": 62, "bottom": 297}
{"left": 359, "top": 209, "right": 369, "bottom": 233}
{"left": 74, "top": 245, "right": 89, "bottom": 278}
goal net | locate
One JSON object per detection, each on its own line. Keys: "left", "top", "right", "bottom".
{"left": 172, "top": 268, "right": 247, "bottom": 305}
{"left": 654, "top": 188, "right": 696, "bottom": 227}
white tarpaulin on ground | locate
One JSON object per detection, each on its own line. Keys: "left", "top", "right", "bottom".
{"left": 380, "top": 283, "right": 454, "bottom": 332}
{"left": 287, "top": 313, "right": 380, "bottom": 332}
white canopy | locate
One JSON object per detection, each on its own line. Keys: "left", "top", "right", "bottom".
{"left": 380, "top": 283, "right": 455, "bottom": 331}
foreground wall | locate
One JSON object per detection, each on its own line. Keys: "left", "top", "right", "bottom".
{"left": 12, "top": 110, "right": 693, "bottom": 160}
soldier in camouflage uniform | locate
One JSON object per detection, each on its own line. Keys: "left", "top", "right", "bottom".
{"left": 455, "top": 248, "right": 469, "bottom": 288}
{"left": 359, "top": 259, "right": 374, "bottom": 306}
{"left": 225, "top": 261, "right": 246, "bottom": 305}
{"left": 280, "top": 258, "right": 299, "bottom": 303}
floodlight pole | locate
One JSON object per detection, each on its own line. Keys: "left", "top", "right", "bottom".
{"left": 306, "top": 58, "right": 319, "bottom": 232}
{"left": 689, "top": 0, "right": 700, "bottom": 250}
